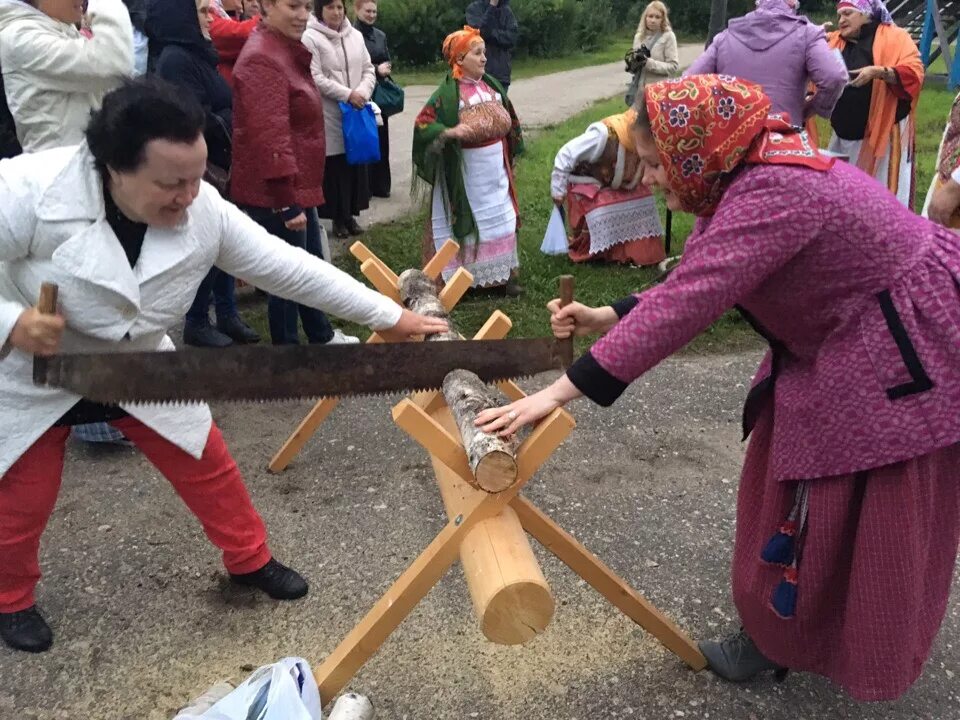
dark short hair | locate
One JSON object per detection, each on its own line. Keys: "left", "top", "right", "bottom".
{"left": 86, "top": 77, "right": 206, "bottom": 174}
{"left": 316, "top": 0, "right": 342, "bottom": 9}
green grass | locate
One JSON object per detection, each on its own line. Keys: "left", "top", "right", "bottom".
{"left": 238, "top": 78, "right": 957, "bottom": 355}
{"left": 392, "top": 37, "right": 635, "bottom": 87}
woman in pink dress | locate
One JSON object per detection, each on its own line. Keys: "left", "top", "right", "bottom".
{"left": 477, "top": 74, "right": 960, "bottom": 702}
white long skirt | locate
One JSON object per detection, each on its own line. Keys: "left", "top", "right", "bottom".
{"left": 431, "top": 141, "right": 519, "bottom": 287}
{"left": 827, "top": 118, "right": 913, "bottom": 207}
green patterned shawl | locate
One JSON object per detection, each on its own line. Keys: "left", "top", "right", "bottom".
{"left": 411, "top": 72, "right": 524, "bottom": 243}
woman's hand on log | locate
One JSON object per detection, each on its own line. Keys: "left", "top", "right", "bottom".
{"left": 475, "top": 375, "right": 583, "bottom": 437}
{"left": 378, "top": 308, "right": 449, "bottom": 342}
{"left": 547, "top": 299, "right": 618, "bottom": 339}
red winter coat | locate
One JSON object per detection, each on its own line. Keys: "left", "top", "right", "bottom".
{"left": 230, "top": 24, "right": 325, "bottom": 210}
{"left": 209, "top": 15, "right": 257, "bottom": 87}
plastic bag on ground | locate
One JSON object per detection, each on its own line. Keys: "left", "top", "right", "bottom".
{"left": 180, "top": 657, "right": 322, "bottom": 720}
{"left": 540, "top": 205, "right": 569, "bottom": 255}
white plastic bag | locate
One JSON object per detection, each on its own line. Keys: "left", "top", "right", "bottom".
{"left": 540, "top": 205, "right": 569, "bottom": 255}
{"left": 196, "top": 657, "right": 322, "bottom": 720}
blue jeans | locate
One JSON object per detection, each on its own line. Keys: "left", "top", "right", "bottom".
{"left": 185, "top": 268, "right": 237, "bottom": 326}
{"left": 244, "top": 206, "right": 333, "bottom": 345}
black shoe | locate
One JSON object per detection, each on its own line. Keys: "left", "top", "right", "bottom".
{"left": 229, "top": 558, "right": 308, "bottom": 600}
{"left": 332, "top": 222, "right": 350, "bottom": 239}
{"left": 0, "top": 606, "right": 53, "bottom": 653}
{"left": 699, "top": 628, "right": 785, "bottom": 682}
{"left": 183, "top": 321, "right": 233, "bottom": 348}
{"left": 346, "top": 218, "right": 364, "bottom": 236}
{"left": 217, "top": 315, "right": 261, "bottom": 344}
{"left": 504, "top": 280, "right": 524, "bottom": 297}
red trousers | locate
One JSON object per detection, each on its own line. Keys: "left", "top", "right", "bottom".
{"left": 0, "top": 417, "right": 271, "bottom": 613}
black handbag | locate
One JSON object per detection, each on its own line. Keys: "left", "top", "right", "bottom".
{"left": 372, "top": 76, "right": 405, "bottom": 119}
{"left": 204, "top": 112, "right": 232, "bottom": 197}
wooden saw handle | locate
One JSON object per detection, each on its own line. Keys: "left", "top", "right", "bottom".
{"left": 558, "top": 275, "right": 574, "bottom": 368}
{"left": 32, "top": 282, "right": 59, "bottom": 386}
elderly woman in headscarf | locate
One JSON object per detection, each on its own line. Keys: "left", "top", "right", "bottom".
{"left": 413, "top": 25, "right": 524, "bottom": 296}
{"left": 476, "top": 74, "right": 960, "bottom": 702}
{"left": 550, "top": 107, "right": 666, "bottom": 266}
{"left": 820, "top": 0, "right": 923, "bottom": 207}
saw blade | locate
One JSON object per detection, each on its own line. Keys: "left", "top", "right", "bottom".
{"left": 38, "top": 338, "right": 563, "bottom": 405}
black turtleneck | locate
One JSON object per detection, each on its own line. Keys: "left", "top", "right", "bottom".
{"left": 54, "top": 183, "right": 147, "bottom": 428}
{"left": 830, "top": 22, "right": 911, "bottom": 141}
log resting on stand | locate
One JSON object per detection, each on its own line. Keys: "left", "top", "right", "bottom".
{"left": 442, "top": 369, "right": 518, "bottom": 493}
{"left": 398, "top": 269, "right": 460, "bottom": 342}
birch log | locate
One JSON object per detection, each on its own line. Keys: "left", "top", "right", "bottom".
{"left": 398, "top": 268, "right": 553, "bottom": 644}
{"left": 442, "top": 370, "right": 518, "bottom": 492}
{"left": 400, "top": 269, "right": 519, "bottom": 491}
{"left": 398, "top": 269, "right": 459, "bottom": 342}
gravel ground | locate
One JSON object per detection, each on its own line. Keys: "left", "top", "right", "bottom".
{"left": 2, "top": 348, "right": 958, "bottom": 719}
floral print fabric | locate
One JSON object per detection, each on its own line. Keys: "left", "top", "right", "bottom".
{"left": 644, "top": 75, "right": 833, "bottom": 216}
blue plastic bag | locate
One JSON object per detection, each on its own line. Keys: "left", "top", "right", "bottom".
{"left": 338, "top": 102, "right": 381, "bottom": 165}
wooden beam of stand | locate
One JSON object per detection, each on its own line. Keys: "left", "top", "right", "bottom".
{"left": 422, "top": 239, "right": 459, "bottom": 280}
{"left": 438, "top": 268, "right": 473, "bottom": 311}
{"left": 516, "top": 408, "right": 576, "bottom": 481}
{"left": 511, "top": 495, "right": 707, "bottom": 671}
{"left": 391, "top": 399, "right": 475, "bottom": 487}
{"left": 314, "top": 408, "right": 574, "bottom": 703}
{"left": 359, "top": 259, "right": 401, "bottom": 303}
{"left": 268, "top": 332, "right": 384, "bottom": 473}
{"left": 349, "top": 241, "right": 375, "bottom": 264}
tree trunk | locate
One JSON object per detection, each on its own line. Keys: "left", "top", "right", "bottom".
{"left": 442, "top": 369, "right": 519, "bottom": 492}
{"left": 399, "top": 269, "right": 518, "bottom": 491}
{"left": 398, "top": 268, "right": 460, "bottom": 342}
{"left": 706, "top": 0, "right": 728, "bottom": 48}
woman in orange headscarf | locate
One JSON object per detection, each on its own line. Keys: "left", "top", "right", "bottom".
{"left": 821, "top": 0, "right": 923, "bottom": 207}
{"left": 412, "top": 26, "right": 525, "bottom": 295}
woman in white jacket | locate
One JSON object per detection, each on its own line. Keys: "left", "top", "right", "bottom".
{"left": 0, "top": 78, "right": 446, "bottom": 654}
{"left": 0, "top": 0, "right": 133, "bottom": 152}
{"left": 302, "top": 0, "right": 375, "bottom": 239}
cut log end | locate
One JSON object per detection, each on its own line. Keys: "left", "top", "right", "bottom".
{"left": 474, "top": 451, "right": 518, "bottom": 492}
{"left": 442, "top": 369, "right": 519, "bottom": 492}
{"left": 480, "top": 580, "right": 556, "bottom": 645}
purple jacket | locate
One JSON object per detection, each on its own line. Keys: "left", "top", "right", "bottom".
{"left": 685, "top": 4, "right": 846, "bottom": 124}
{"left": 568, "top": 161, "right": 960, "bottom": 481}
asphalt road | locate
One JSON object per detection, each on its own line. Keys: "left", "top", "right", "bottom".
{"left": 2, "top": 347, "right": 958, "bottom": 719}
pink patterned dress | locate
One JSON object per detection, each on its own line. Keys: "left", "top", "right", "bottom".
{"left": 566, "top": 159, "right": 960, "bottom": 701}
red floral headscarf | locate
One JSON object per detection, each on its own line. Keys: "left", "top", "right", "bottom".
{"left": 644, "top": 75, "right": 834, "bottom": 216}
{"left": 442, "top": 26, "right": 484, "bottom": 80}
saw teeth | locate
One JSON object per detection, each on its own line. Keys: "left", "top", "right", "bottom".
{"left": 91, "top": 377, "right": 544, "bottom": 406}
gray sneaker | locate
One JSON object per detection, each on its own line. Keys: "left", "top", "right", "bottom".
{"left": 699, "top": 628, "right": 786, "bottom": 682}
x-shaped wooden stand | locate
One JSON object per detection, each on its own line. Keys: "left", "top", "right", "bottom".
{"left": 274, "top": 241, "right": 706, "bottom": 704}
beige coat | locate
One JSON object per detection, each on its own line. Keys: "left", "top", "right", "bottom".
{"left": 301, "top": 16, "right": 376, "bottom": 156}
{"left": 631, "top": 28, "right": 679, "bottom": 90}
{"left": 0, "top": 0, "right": 132, "bottom": 152}
{"left": 0, "top": 144, "right": 402, "bottom": 478}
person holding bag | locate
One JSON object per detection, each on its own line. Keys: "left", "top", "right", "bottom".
{"left": 354, "top": 0, "right": 398, "bottom": 198}
{"left": 302, "top": 0, "right": 375, "bottom": 239}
